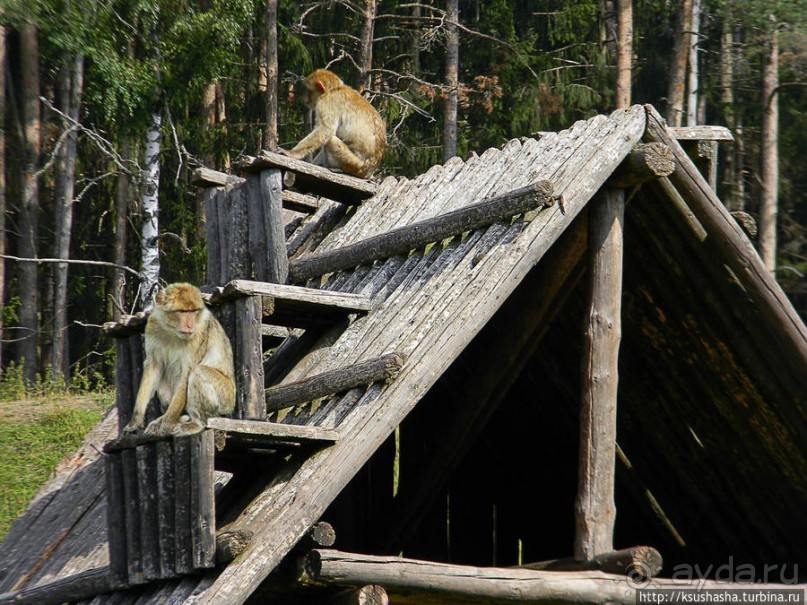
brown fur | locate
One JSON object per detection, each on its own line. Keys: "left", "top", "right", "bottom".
{"left": 284, "top": 69, "right": 386, "bottom": 178}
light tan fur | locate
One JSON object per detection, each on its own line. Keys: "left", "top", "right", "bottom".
{"left": 123, "top": 283, "right": 235, "bottom": 437}
{"left": 284, "top": 69, "right": 386, "bottom": 178}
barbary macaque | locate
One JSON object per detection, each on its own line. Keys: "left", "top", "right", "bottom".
{"left": 283, "top": 68, "right": 386, "bottom": 178}
{"left": 123, "top": 283, "right": 235, "bottom": 437}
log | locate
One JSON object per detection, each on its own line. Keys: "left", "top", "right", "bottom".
{"left": 608, "top": 142, "right": 675, "bottom": 188}
{"left": 0, "top": 567, "right": 113, "bottom": 605}
{"left": 681, "top": 139, "right": 718, "bottom": 190}
{"left": 216, "top": 528, "right": 254, "bottom": 564}
{"left": 731, "top": 210, "right": 757, "bottom": 238}
{"left": 266, "top": 353, "right": 406, "bottom": 412}
{"left": 288, "top": 180, "right": 555, "bottom": 283}
{"left": 283, "top": 190, "right": 320, "bottom": 214}
{"left": 520, "top": 546, "right": 663, "bottom": 578}
{"left": 191, "top": 167, "right": 245, "bottom": 187}
{"left": 575, "top": 188, "right": 624, "bottom": 561}
{"left": 237, "top": 151, "right": 378, "bottom": 204}
{"left": 234, "top": 295, "right": 265, "bottom": 420}
{"left": 300, "top": 550, "right": 806, "bottom": 605}
{"left": 667, "top": 125, "right": 734, "bottom": 141}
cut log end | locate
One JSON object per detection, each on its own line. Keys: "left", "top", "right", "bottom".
{"left": 609, "top": 142, "right": 675, "bottom": 188}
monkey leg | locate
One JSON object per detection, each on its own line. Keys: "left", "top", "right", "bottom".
{"left": 324, "top": 137, "right": 368, "bottom": 177}
{"left": 183, "top": 365, "right": 236, "bottom": 429}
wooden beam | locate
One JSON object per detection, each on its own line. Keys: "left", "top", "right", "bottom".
{"left": 237, "top": 151, "right": 378, "bottom": 204}
{"left": 520, "top": 546, "right": 662, "bottom": 578}
{"left": 288, "top": 180, "right": 555, "bottom": 283}
{"left": 575, "top": 188, "right": 624, "bottom": 561}
{"left": 191, "top": 167, "right": 245, "bottom": 187}
{"left": 0, "top": 567, "right": 113, "bottom": 605}
{"left": 668, "top": 125, "right": 734, "bottom": 141}
{"left": 608, "top": 142, "right": 675, "bottom": 188}
{"left": 327, "top": 585, "right": 388, "bottom": 605}
{"left": 283, "top": 190, "right": 320, "bottom": 213}
{"left": 266, "top": 353, "right": 406, "bottom": 412}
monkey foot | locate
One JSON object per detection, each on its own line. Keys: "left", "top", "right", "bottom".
{"left": 171, "top": 421, "right": 205, "bottom": 437}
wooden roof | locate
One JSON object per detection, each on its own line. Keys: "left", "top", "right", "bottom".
{"left": 1, "top": 104, "right": 805, "bottom": 604}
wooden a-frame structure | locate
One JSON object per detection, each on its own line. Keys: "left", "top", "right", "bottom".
{"left": 0, "top": 104, "right": 805, "bottom": 604}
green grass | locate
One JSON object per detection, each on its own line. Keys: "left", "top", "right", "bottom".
{"left": 0, "top": 393, "right": 112, "bottom": 539}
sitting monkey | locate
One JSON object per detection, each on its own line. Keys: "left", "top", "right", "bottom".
{"left": 283, "top": 68, "right": 386, "bottom": 178}
{"left": 123, "top": 283, "right": 235, "bottom": 437}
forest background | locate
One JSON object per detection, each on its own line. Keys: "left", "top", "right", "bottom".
{"left": 0, "top": 0, "right": 805, "bottom": 388}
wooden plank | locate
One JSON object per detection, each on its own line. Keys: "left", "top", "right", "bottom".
{"left": 226, "top": 182, "right": 250, "bottom": 281}
{"left": 173, "top": 436, "right": 193, "bottom": 575}
{"left": 266, "top": 353, "right": 406, "bottom": 412}
{"left": 114, "top": 339, "right": 132, "bottom": 434}
{"left": 207, "top": 418, "right": 339, "bottom": 444}
{"left": 155, "top": 440, "right": 176, "bottom": 578}
{"left": 0, "top": 567, "right": 113, "bottom": 605}
{"left": 237, "top": 151, "right": 377, "bottom": 204}
{"left": 136, "top": 444, "right": 160, "bottom": 581}
{"left": 668, "top": 125, "right": 734, "bottom": 141}
{"left": 575, "top": 188, "right": 624, "bottom": 561}
{"left": 282, "top": 189, "right": 319, "bottom": 213}
{"left": 120, "top": 448, "right": 142, "bottom": 585}
{"left": 259, "top": 168, "right": 288, "bottom": 283}
{"left": 234, "top": 296, "right": 265, "bottom": 420}
{"left": 204, "top": 186, "right": 223, "bottom": 286}
{"left": 191, "top": 167, "right": 244, "bottom": 187}
{"left": 190, "top": 431, "right": 216, "bottom": 571}
{"left": 104, "top": 454, "right": 128, "bottom": 587}
{"left": 288, "top": 180, "right": 555, "bottom": 283}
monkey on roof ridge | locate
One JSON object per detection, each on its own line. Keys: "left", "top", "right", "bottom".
{"left": 282, "top": 68, "right": 386, "bottom": 178}
{"left": 123, "top": 282, "right": 235, "bottom": 437}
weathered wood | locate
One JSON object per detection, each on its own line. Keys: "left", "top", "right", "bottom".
{"left": 104, "top": 454, "right": 127, "bottom": 587}
{"left": 608, "top": 142, "right": 675, "bottom": 188}
{"left": 215, "top": 529, "right": 254, "bottom": 564}
{"left": 681, "top": 139, "right": 718, "bottom": 191}
{"left": 234, "top": 295, "right": 265, "bottom": 419}
{"left": 121, "top": 448, "right": 143, "bottom": 585}
{"left": 135, "top": 444, "right": 160, "bottom": 581}
{"left": 520, "top": 546, "right": 663, "bottom": 578}
{"left": 114, "top": 339, "right": 132, "bottom": 433}
{"left": 653, "top": 177, "right": 707, "bottom": 241}
{"left": 102, "top": 312, "right": 147, "bottom": 338}
{"left": 204, "top": 186, "right": 225, "bottom": 285}
{"left": 575, "top": 188, "right": 624, "bottom": 561}
{"left": 266, "top": 353, "right": 406, "bottom": 412}
{"left": 210, "top": 279, "right": 373, "bottom": 329}
{"left": 173, "top": 435, "right": 194, "bottom": 575}
{"left": 237, "top": 151, "right": 378, "bottom": 204}
{"left": 288, "top": 180, "right": 555, "bottom": 283}
{"left": 286, "top": 199, "right": 349, "bottom": 259}
{"left": 303, "top": 549, "right": 636, "bottom": 603}
{"left": 191, "top": 167, "right": 244, "bottom": 187}
{"left": 0, "top": 567, "right": 113, "bottom": 605}
{"left": 155, "top": 440, "right": 176, "bottom": 578}
{"left": 668, "top": 125, "right": 734, "bottom": 141}
{"left": 644, "top": 105, "right": 807, "bottom": 364}
{"left": 283, "top": 190, "right": 320, "bottom": 213}
{"left": 731, "top": 210, "right": 757, "bottom": 238}
{"left": 327, "top": 585, "right": 388, "bottom": 605}
{"left": 190, "top": 431, "right": 216, "bottom": 571}
{"left": 208, "top": 418, "right": 339, "bottom": 445}
{"left": 191, "top": 106, "right": 650, "bottom": 605}
{"left": 226, "top": 182, "right": 250, "bottom": 281}
{"left": 259, "top": 168, "right": 289, "bottom": 282}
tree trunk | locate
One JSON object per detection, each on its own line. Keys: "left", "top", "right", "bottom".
{"left": 720, "top": 18, "right": 737, "bottom": 209}
{"left": 0, "top": 25, "right": 7, "bottom": 369}
{"left": 666, "top": 0, "right": 692, "bottom": 127}
{"left": 112, "top": 139, "right": 130, "bottom": 321}
{"left": 140, "top": 110, "right": 162, "bottom": 310}
{"left": 264, "top": 0, "right": 278, "bottom": 150}
{"left": 759, "top": 26, "right": 779, "bottom": 273}
{"left": 685, "top": 0, "right": 701, "bottom": 126}
{"left": 410, "top": 4, "right": 421, "bottom": 75}
{"left": 17, "top": 22, "right": 41, "bottom": 382}
{"left": 614, "top": 0, "right": 632, "bottom": 108}
{"left": 358, "top": 0, "right": 376, "bottom": 93}
{"left": 52, "top": 52, "right": 84, "bottom": 379}
{"left": 442, "top": 0, "right": 459, "bottom": 162}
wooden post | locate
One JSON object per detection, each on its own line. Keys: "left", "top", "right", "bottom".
{"left": 234, "top": 295, "right": 265, "bottom": 419}
{"left": 258, "top": 169, "right": 288, "bottom": 283}
{"left": 575, "top": 187, "right": 624, "bottom": 561}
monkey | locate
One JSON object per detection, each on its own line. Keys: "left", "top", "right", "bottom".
{"left": 283, "top": 69, "right": 386, "bottom": 178}
{"left": 123, "top": 283, "right": 235, "bottom": 438}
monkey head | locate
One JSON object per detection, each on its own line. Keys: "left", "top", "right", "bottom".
{"left": 302, "top": 69, "right": 343, "bottom": 109}
{"left": 154, "top": 283, "right": 206, "bottom": 338}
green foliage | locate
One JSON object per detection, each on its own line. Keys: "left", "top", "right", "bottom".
{"left": 0, "top": 397, "right": 110, "bottom": 538}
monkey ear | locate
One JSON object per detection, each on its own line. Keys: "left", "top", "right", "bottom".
{"left": 155, "top": 290, "right": 166, "bottom": 306}
{"left": 316, "top": 80, "right": 327, "bottom": 95}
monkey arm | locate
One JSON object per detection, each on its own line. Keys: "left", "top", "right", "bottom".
{"left": 286, "top": 114, "right": 338, "bottom": 160}
{"left": 124, "top": 361, "right": 162, "bottom": 433}
{"left": 145, "top": 372, "right": 190, "bottom": 436}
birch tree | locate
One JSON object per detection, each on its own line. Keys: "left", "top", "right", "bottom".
{"left": 759, "top": 24, "right": 779, "bottom": 272}
{"left": 443, "top": 0, "right": 459, "bottom": 162}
